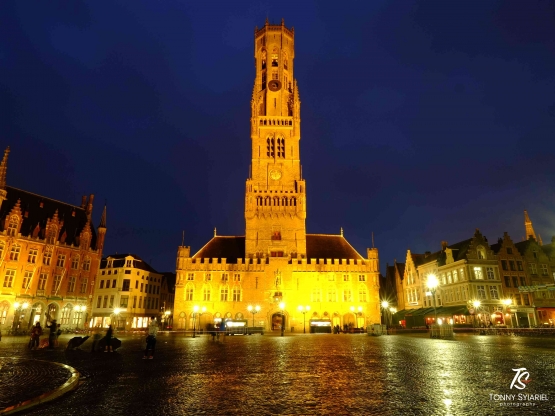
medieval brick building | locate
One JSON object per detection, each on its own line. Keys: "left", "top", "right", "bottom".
{"left": 0, "top": 147, "right": 106, "bottom": 331}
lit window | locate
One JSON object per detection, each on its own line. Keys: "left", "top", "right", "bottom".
{"left": 489, "top": 286, "right": 499, "bottom": 300}
{"left": 358, "top": 275, "right": 366, "bottom": 282}
{"left": 9, "top": 245, "right": 20, "bottom": 261}
{"left": 477, "top": 285, "right": 486, "bottom": 300}
{"left": 22, "top": 271, "right": 33, "bottom": 289}
{"left": 71, "top": 256, "right": 79, "bottom": 270}
{"left": 203, "top": 287, "right": 211, "bottom": 302}
{"left": 28, "top": 249, "right": 38, "bottom": 264}
{"left": 38, "top": 273, "right": 48, "bottom": 290}
{"left": 187, "top": 273, "right": 194, "bottom": 281}
{"left": 3, "top": 269, "right": 15, "bottom": 288}
{"left": 486, "top": 268, "right": 495, "bottom": 280}
{"left": 474, "top": 267, "right": 483, "bottom": 280}
{"left": 56, "top": 254, "right": 66, "bottom": 268}
{"left": 232, "top": 288, "right": 241, "bottom": 302}
{"left": 220, "top": 286, "right": 229, "bottom": 301}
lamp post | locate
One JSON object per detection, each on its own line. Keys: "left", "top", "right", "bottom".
{"left": 502, "top": 298, "right": 512, "bottom": 328}
{"left": 192, "top": 305, "right": 199, "bottom": 338}
{"left": 382, "top": 300, "right": 389, "bottom": 325}
{"left": 198, "top": 306, "right": 207, "bottom": 334}
{"left": 472, "top": 300, "right": 481, "bottom": 327}
{"left": 247, "top": 305, "right": 261, "bottom": 331}
{"left": 113, "top": 307, "right": 121, "bottom": 330}
{"left": 164, "top": 310, "right": 171, "bottom": 330}
{"left": 298, "top": 305, "right": 310, "bottom": 334}
{"left": 426, "top": 274, "right": 439, "bottom": 324}
{"left": 279, "top": 302, "right": 285, "bottom": 336}
{"left": 389, "top": 307, "right": 397, "bottom": 327}
{"left": 13, "top": 301, "right": 29, "bottom": 330}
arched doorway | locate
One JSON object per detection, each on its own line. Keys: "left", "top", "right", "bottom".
{"left": 271, "top": 312, "right": 286, "bottom": 331}
{"left": 46, "top": 303, "right": 59, "bottom": 321}
{"left": 178, "top": 312, "right": 186, "bottom": 330}
{"left": 343, "top": 313, "right": 355, "bottom": 331}
{"left": 29, "top": 302, "right": 44, "bottom": 328}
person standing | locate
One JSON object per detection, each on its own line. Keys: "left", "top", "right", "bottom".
{"left": 46, "top": 319, "right": 57, "bottom": 349}
{"left": 29, "top": 322, "right": 42, "bottom": 349}
{"left": 143, "top": 317, "right": 159, "bottom": 359}
{"left": 104, "top": 325, "right": 113, "bottom": 352}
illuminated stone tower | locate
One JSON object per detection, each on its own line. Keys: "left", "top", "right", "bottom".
{"left": 245, "top": 19, "right": 306, "bottom": 258}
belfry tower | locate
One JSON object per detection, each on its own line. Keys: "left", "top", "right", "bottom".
{"left": 245, "top": 19, "right": 306, "bottom": 259}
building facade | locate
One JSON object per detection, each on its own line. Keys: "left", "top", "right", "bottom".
{"left": 174, "top": 20, "right": 381, "bottom": 333}
{"left": 396, "top": 230, "right": 503, "bottom": 328}
{"left": 0, "top": 147, "right": 106, "bottom": 332}
{"left": 91, "top": 254, "right": 164, "bottom": 330}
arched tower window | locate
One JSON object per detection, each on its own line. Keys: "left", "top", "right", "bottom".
{"left": 283, "top": 51, "right": 288, "bottom": 70}
{"left": 273, "top": 197, "right": 279, "bottom": 206}
{"left": 271, "top": 49, "right": 278, "bottom": 67}
{"left": 277, "top": 138, "right": 285, "bottom": 158}
{"left": 267, "top": 137, "right": 275, "bottom": 157}
{"left": 261, "top": 49, "right": 266, "bottom": 69}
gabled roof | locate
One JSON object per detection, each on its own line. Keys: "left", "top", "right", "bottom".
{"left": 0, "top": 186, "right": 97, "bottom": 249}
{"left": 394, "top": 262, "right": 405, "bottom": 277}
{"left": 101, "top": 253, "right": 159, "bottom": 273}
{"left": 193, "top": 236, "right": 246, "bottom": 261}
{"left": 306, "top": 234, "right": 364, "bottom": 260}
{"left": 411, "top": 238, "right": 473, "bottom": 267}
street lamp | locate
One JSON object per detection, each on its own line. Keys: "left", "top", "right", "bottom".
{"left": 279, "top": 302, "right": 285, "bottom": 336}
{"left": 380, "top": 301, "right": 389, "bottom": 327}
{"left": 426, "top": 274, "right": 439, "bottom": 324}
{"left": 113, "top": 307, "right": 121, "bottom": 330}
{"left": 13, "top": 301, "right": 29, "bottom": 330}
{"left": 502, "top": 298, "right": 512, "bottom": 328}
{"left": 192, "top": 305, "right": 199, "bottom": 338}
{"left": 164, "top": 310, "right": 171, "bottom": 330}
{"left": 298, "top": 305, "right": 310, "bottom": 334}
{"left": 247, "top": 305, "right": 261, "bottom": 331}
{"left": 472, "top": 300, "right": 481, "bottom": 327}
{"left": 389, "top": 307, "right": 397, "bottom": 327}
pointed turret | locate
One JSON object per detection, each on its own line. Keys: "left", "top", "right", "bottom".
{"left": 524, "top": 210, "right": 539, "bottom": 242}
{"left": 96, "top": 204, "right": 107, "bottom": 254}
{"left": 0, "top": 147, "right": 9, "bottom": 210}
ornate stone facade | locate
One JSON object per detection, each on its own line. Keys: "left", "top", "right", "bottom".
{"left": 0, "top": 147, "right": 106, "bottom": 331}
{"left": 175, "top": 21, "right": 380, "bottom": 333}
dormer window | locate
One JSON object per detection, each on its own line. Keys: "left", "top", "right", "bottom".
{"left": 477, "top": 246, "right": 486, "bottom": 259}
{"left": 107, "top": 260, "right": 113, "bottom": 268}
{"left": 7, "top": 217, "right": 18, "bottom": 237}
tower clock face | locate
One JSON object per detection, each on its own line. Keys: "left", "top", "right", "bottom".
{"left": 268, "top": 80, "right": 282, "bottom": 92}
{"left": 269, "top": 169, "right": 282, "bottom": 180}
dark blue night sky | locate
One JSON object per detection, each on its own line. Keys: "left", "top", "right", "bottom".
{"left": 2, "top": 1, "right": 555, "bottom": 273}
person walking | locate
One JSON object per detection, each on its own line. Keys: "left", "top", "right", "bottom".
{"left": 46, "top": 319, "right": 57, "bottom": 349}
{"left": 29, "top": 322, "right": 42, "bottom": 349}
{"left": 143, "top": 317, "right": 159, "bottom": 359}
{"left": 104, "top": 325, "right": 113, "bottom": 352}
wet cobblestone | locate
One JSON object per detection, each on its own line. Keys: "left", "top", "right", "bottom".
{"left": 0, "top": 357, "right": 71, "bottom": 408}
{"left": 1, "top": 332, "right": 555, "bottom": 415}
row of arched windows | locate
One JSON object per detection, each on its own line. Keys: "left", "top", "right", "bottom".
{"left": 256, "top": 196, "right": 296, "bottom": 207}
{"left": 259, "top": 119, "right": 292, "bottom": 126}
{"left": 266, "top": 137, "right": 285, "bottom": 158}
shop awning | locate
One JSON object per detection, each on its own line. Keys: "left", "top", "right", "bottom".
{"left": 429, "top": 305, "right": 470, "bottom": 317}
{"left": 392, "top": 309, "right": 413, "bottom": 320}
{"left": 404, "top": 307, "right": 436, "bottom": 317}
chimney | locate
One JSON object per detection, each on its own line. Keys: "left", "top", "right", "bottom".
{"left": 441, "top": 241, "right": 448, "bottom": 250}
{"left": 81, "top": 196, "right": 87, "bottom": 209}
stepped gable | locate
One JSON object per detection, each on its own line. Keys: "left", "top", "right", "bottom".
{"left": 193, "top": 236, "right": 246, "bottom": 262}
{"left": 306, "top": 234, "right": 363, "bottom": 260}
{"left": 0, "top": 186, "right": 97, "bottom": 248}
{"left": 100, "top": 253, "right": 159, "bottom": 273}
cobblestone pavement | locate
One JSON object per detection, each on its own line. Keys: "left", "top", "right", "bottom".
{"left": 1, "top": 332, "right": 555, "bottom": 415}
{"left": 0, "top": 357, "right": 73, "bottom": 410}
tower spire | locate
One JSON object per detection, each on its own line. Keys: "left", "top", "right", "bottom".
{"left": 524, "top": 210, "right": 538, "bottom": 242}
{"left": 0, "top": 146, "right": 10, "bottom": 189}
{"left": 99, "top": 204, "right": 107, "bottom": 228}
